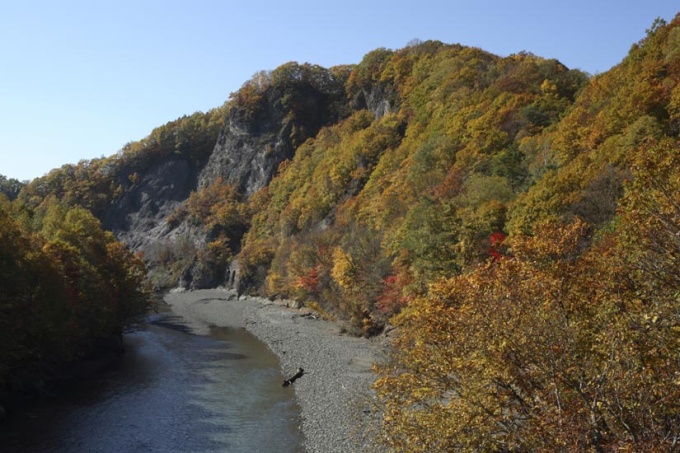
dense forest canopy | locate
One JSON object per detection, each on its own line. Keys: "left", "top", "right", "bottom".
{"left": 2, "top": 13, "right": 680, "bottom": 449}
{"left": 0, "top": 195, "right": 150, "bottom": 400}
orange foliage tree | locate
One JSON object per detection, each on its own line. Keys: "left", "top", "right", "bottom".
{"left": 0, "top": 197, "right": 150, "bottom": 392}
{"left": 373, "top": 139, "right": 680, "bottom": 451}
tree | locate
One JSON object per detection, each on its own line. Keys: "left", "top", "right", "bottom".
{"left": 41, "top": 203, "right": 150, "bottom": 337}
{"left": 0, "top": 175, "right": 26, "bottom": 200}
{"left": 375, "top": 201, "right": 680, "bottom": 451}
{"left": 374, "top": 220, "right": 593, "bottom": 452}
{"left": 0, "top": 198, "right": 150, "bottom": 392}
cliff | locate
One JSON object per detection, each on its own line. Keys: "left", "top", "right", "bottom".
{"left": 98, "top": 62, "right": 357, "bottom": 290}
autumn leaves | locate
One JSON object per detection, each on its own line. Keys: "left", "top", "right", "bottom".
{"left": 374, "top": 141, "right": 680, "bottom": 451}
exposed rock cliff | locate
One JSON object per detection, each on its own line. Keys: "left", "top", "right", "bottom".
{"left": 103, "top": 157, "right": 197, "bottom": 250}
{"left": 198, "top": 62, "right": 350, "bottom": 195}
{"left": 351, "top": 83, "right": 400, "bottom": 119}
{"left": 197, "top": 103, "right": 297, "bottom": 197}
{"left": 102, "top": 62, "right": 357, "bottom": 290}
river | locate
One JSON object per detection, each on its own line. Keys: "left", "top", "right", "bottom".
{"left": 0, "top": 308, "right": 304, "bottom": 452}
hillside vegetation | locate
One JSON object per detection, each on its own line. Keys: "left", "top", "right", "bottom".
{"left": 2, "top": 14, "right": 679, "bottom": 449}
{"left": 0, "top": 196, "right": 149, "bottom": 402}
{"left": 239, "top": 42, "right": 587, "bottom": 333}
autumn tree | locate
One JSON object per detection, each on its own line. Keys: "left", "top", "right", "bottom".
{"left": 40, "top": 202, "right": 149, "bottom": 338}
{"left": 374, "top": 220, "right": 596, "bottom": 452}
{"left": 0, "top": 197, "right": 150, "bottom": 396}
{"left": 0, "top": 175, "right": 25, "bottom": 200}
{"left": 373, "top": 140, "right": 680, "bottom": 451}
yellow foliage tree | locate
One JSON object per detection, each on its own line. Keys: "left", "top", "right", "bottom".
{"left": 331, "top": 247, "right": 355, "bottom": 290}
{"left": 375, "top": 176, "right": 680, "bottom": 453}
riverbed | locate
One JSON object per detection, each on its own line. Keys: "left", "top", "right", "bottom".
{"left": 163, "top": 289, "right": 387, "bottom": 452}
{"left": 0, "top": 289, "right": 387, "bottom": 452}
{"left": 0, "top": 307, "right": 303, "bottom": 452}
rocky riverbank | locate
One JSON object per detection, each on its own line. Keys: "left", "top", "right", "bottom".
{"left": 163, "top": 288, "right": 388, "bottom": 453}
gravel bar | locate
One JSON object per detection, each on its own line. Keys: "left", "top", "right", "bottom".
{"left": 163, "top": 289, "right": 387, "bottom": 452}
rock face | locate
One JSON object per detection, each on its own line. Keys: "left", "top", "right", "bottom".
{"left": 351, "top": 84, "right": 399, "bottom": 120}
{"left": 198, "top": 64, "right": 347, "bottom": 196}
{"left": 101, "top": 111, "right": 295, "bottom": 290}
{"left": 103, "top": 157, "right": 197, "bottom": 251}
{"left": 102, "top": 63, "right": 363, "bottom": 290}
{"left": 197, "top": 107, "right": 296, "bottom": 197}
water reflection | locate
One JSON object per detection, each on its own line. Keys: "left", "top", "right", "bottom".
{"left": 0, "top": 312, "right": 303, "bottom": 452}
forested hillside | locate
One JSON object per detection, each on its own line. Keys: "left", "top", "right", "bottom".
{"left": 370, "top": 18, "right": 680, "bottom": 451}
{"left": 2, "top": 13, "right": 679, "bottom": 449}
{"left": 239, "top": 41, "right": 587, "bottom": 334}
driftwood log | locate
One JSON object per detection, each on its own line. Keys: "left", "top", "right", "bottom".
{"left": 282, "top": 367, "right": 304, "bottom": 387}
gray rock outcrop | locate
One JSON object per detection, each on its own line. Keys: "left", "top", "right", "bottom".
{"left": 197, "top": 107, "right": 295, "bottom": 197}
{"left": 103, "top": 157, "right": 196, "bottom": 251}
{"left": 102, "top": 63, "right": 360, "bottom": 290}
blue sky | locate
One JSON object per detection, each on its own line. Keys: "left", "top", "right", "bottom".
{"left": 1, "top": 1, "right": 678, "bottom": 181}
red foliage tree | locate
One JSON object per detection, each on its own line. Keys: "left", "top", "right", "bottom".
{"left": 488, "top": 231, "right": 507, "bottom": 261}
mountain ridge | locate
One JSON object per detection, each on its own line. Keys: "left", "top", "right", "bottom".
{"left": 12, "top": 15, "right": 680, "bottom": 323}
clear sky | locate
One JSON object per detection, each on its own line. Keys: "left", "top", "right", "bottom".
{"left": 1, "top": 1, "right": 678, "bottom": 182}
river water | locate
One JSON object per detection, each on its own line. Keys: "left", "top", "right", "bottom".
{"left": 0, "top": 310, "right": 304, "bottom": 452}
